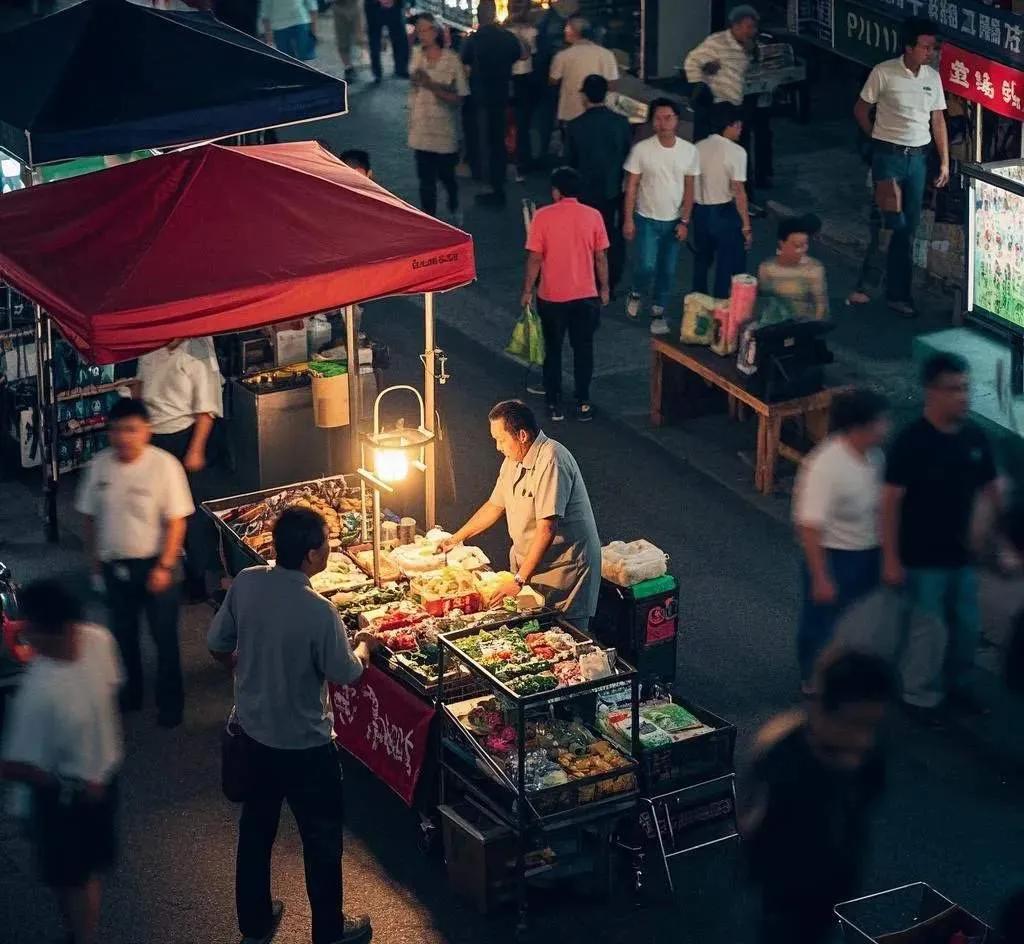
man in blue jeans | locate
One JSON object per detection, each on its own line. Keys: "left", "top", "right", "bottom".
{"left": 854, "top": 17, "right": 948, "bottom": 318}
{"left": 881, "top": 353, "right": 1000, "bottom": 726}
{"left": 623, "top": 98, "right": 699, "bottom": 336}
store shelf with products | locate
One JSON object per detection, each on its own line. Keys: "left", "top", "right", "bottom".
{"left": 55, "top": 379, "right": 132, "bottom": 403}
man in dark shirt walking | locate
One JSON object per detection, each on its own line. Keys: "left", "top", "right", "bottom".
{"left": 566, "top": 74, "right": 632, "bottom": 295}
{"left": 364, "top": 0, "right": 409, "bottom": 83}
{"left": 881, "top": 352, "right": 1000, "bottom": 723}
{"left": 742, "top": 648, "right": 894, "bottom": 944}
{"left": 461, "top": 0, "right": 525, "bottom": 207}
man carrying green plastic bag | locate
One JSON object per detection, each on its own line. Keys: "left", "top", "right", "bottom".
{"left": 517, "top": 166, "right": 610, "bottom": 423}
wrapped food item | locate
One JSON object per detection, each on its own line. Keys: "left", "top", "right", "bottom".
{"left": 444, "top": 545, "right": 490, "bottom": 570}
{"left": 379, "top": 628, "right": 419, "bottom": 651}
{"left": 640, "top": 700, "right": 701, "bottom": 733}
{"left": 552, "top": 660, "right": 583, "bottom": 687}
{"left": 309, "top": 552, "right": 370, "bottom": 595}
{"left": 474, "top": 569, "right": 515, "bottom": 599}
{"left": 347, "top": 545, "right": 402, "bottom": 582}
{"left": 507, "top": 673, "right": 558, "bottom": 696}
{"left": 361, "top": 600, "right": 428, "bottom": 633}
{"left": 331, "top": 583, "right": 405, "bottom": 627}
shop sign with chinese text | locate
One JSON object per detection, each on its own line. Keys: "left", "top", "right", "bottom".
{"left": 941, "top": 41, "right": 1024, "bottom": 118}
{"left": 855, "top": 0, "right": 1024, "bottom": 69}
{"left": 834, "top": 0, "right": 904, "bottom": 66}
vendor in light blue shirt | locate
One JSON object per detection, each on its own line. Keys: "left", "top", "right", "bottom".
{"left": 260, "top": 0, "right": 318, "bottom": 61}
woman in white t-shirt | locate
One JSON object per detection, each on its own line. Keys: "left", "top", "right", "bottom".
{"left": 408, "top": 14, "right": 469, "bottom": 222}
{"left": 792, "top": 389, "right": 890, "bottom": 691}
{"left": 0, "top": 581, "right": 124, "bottom": 944}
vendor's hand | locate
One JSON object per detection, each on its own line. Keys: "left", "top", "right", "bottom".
{"left": 488, "top": 580, "right": 521, "bottom": 606}
{"left": 439, "top": 535, "right": 462, "bottom": 553}
{"left": 183, "top": 448, "right": 206, "bottom": 473}
{"left": 701, "top": 60, "right": 721, "bottom": 77}
{"left": 934, "top": 165, "right": 950, "bottom": 189}
{"left": 810, "top": 574, "right": 837, "bottom": 605}
{"left": 742, "top": 225, "right": 753, "bottom": 250}
{"left": 599, "top": 287, "right": 610, "bottom": 306}
{"left": 622, "top": 218, "right": 636, "bottom": 241}
{"left": 353, "top": 630, "right": 380, "bottom": 652}
{"left": 675, "top": 222, "right": 689, "bottom": 242}
{"left": 147, "top": 564, "right": 173, "bottom": 595}
{"left": 882, "top": 557, "right": 905, "bottom": 588}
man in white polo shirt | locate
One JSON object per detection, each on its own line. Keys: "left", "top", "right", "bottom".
{"left": 793, "top": 389, "right": 890, "bottom": 692}
{"left": 550, "top": 14, "right": 619, "bottom": 125}
{"left": 854, "top": 17, "right": 948, "bottom": 318}
{"left": 692, "top": 102, "right": 752, "bottom": 299}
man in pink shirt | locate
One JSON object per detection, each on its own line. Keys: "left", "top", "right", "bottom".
{"left": 521, "top": 166, "right": 610, "bottom": 423}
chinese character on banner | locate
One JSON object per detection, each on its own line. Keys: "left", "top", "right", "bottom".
{"left": 979, "top": 14, "right": 1001, "bottom": 45}
{"left": 927, "top": 0, "right": 938, "bottom": 17}
{"left": 976, "top": 70, "right": 996, "bottom": 98}
{"left": 1003, "top": 79, "right": 1023, "bottom": 112}
{"left": 949, "top": 59, "right": 970, "bottom": 87}
{"left": 1006, "top": 23, "right": 1022, "bottom": 55}
{"left": 961, "top": 9, "right": 976, "bottom": 38}
{"left": 940, "top": 0, "right": 958, "bottom": 30}
{"left": 906, "top": 0, "right": 924, "bottom": 12}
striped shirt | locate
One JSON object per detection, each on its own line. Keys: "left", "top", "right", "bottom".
{"left": 683, "top": 29, "right": 751, "bottom": 107}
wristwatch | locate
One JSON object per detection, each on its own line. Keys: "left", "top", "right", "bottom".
{"left": 679, "top": 217, "right": 689, "bottom": 226}
{"left": 513, "top": 574, "right": 526, "bottom": 588}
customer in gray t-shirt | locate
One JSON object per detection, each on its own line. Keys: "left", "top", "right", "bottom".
{"left": 208, "top": 507, "right": 377, "bottom": 944}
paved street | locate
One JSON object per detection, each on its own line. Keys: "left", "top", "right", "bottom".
{"left": 2, "top": 8, "right": 1024, "bottom": 944}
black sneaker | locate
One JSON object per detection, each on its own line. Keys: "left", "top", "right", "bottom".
{"left": 902, "top": 702, "right": 944, "bottom": 728}
{"left": 332, "top": 914, "right": 372, "bottom": 943}
{"left": 576, "top": 402, "right": 593, "bottom": 422}
{"left": 240, "top": 900, "right": 285, "bottom": 944}
{"left": 547, "top": 403, "right": 565, "bottom": 422}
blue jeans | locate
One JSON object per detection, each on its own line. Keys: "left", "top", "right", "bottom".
{"left": 902, "top": 567, "right": 979, "bottom": 707}
{"left": 871, "top": 147, "right": 927, "bottom": 303}
{"left": 631, "top": 214, "right": 681, "bottom": 312}
{"left": 692, "top": 203, "right": 746, "bottom": 299}
{"left": 274, "top": 23, "right": 315, "bottom": 61}
{"left": 797, "top": 547, "right": 881, "bottom": 683}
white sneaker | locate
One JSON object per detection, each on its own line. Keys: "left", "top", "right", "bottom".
{"left": 625, "top": 292, "right": 642, "bottom": 320}
{"left": 650, "top": 317, "right": 670, "bottom": 336}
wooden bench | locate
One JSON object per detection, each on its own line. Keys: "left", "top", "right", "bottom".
{"left": 650, "top": 337, "right": 848, "bottom": 495}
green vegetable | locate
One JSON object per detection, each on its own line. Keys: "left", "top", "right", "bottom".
{"left": 309, "top": 359, "right": 348, "bottom": 378}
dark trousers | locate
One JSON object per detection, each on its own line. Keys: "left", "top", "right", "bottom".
{"left": 535, "top": 82, "right": 559, "bottom": 162}
{"left": 692, "top": 202, "right": 746, "bottom": 299}
{"left": 151, "top": 427, "right": 215, "bottom": 593}
{"left": 102, "top": 557, "right": 183, "bottom": 719}
{"left": 237, "top": 739, "right": 345, "bottom": 944}
{"left": 512, "top": 74, "right": 537, "bottom": 170}
{"left": 537, "top": 297, "right": 598, "bottom": 406}
{"left": 583, "top": 194, "right": 625, "bottom": 292}
{"left": 364, "top": 0, "right": 408, "bottom": 79}
{"left": 742, "top": 95, "right": 774, "bottom": 190}
{"left": 414, "top": 149, "right": 458, "bottom": 216}
{"left": 690, "top": 82, "right": 714, "bottom": 143}
{"left": 473, "top": 99, "right": 509, "bottom": 195}
{"left": 872, "top": 147, "right": 928, "bottom": 303}
{"left": 797, "top": 547, "right": 881, "bottom": 683}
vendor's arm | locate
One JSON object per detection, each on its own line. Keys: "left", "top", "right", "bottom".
{"left": 445, "top": 500, "right": 506, "bottom": 549}
{"left": 514, "top": 517, "right": 557, "bottom": 584}
{"left": 185, "top": 351, "right": 225, "bottom": 472}
{"left": 185, "top": 413, "right": 215, "bottom": 472}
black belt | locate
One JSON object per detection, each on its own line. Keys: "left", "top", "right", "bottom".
{"left": 873, "top": 140, "right": 930, "bottom": 155}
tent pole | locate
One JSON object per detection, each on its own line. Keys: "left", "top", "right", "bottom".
{"left": 34, "top": 305, "right": 58, "bottom": 543}
{"left": 345, "top": 304, "right": 361, "bottom": 472}
{"left": 423, "top": 292, "right": 436, "bottom": 530}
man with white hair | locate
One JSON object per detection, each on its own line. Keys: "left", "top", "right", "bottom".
{"left": 683, "top": 4, "right": 759, "bottom": 142}
{"left": 550, "top": 14, "right": 619, "bottom": 125}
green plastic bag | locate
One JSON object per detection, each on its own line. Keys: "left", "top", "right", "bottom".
{"left": 505, "top": 304, "right": 545, "bottom": 367}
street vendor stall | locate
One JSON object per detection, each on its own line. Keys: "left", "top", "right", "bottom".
{"left": 0, "top": 142, "right": 475, "bottom": 534}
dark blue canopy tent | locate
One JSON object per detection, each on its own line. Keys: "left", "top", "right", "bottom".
{"left": 0, "top": 0, "right": 347, "bottom": 166}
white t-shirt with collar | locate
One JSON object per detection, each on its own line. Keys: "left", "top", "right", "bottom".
{"left": 695, "top": 133, "right": 747, "bottom": 205}
{"left": 74, "top": 445, "right": 195, "bottom": 562}
{"left": 793, "top": 436, "right": 883, "bottom": 551}
{"left": 859, "top": 57, "right": 946, "bottom": 148}
{"left": 624, "top": 135, "right": 701, "bottom": 221}
{"left": 138, "top": 338, "right": 224, "bottom": 436}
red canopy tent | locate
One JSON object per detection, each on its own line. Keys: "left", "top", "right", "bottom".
{"left": 0, "top": 142, "right": 475, "bottom": 363}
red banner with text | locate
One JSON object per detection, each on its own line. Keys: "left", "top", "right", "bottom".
{"left": 329, "top": 664, "right": 435, "bottom": 807}
{"left": 941, "top": 41, "right": 1024, "bottom": 120}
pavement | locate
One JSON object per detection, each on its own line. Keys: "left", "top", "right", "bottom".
{"left": 2, "top": 8, "right": 1024, "bottom": 944}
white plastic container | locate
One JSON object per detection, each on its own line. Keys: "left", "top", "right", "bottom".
{"left": 601, "top": 539, "right": 668, "bottom": 587}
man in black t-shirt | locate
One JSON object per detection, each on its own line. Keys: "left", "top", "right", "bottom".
{"left": 881, "top": 352, "right": 1000, "bottom": 722}
{"left": 742, "top": 648, "right": 894, "bottom": 944}
{"left": 460, "top": 0, "right": 525, "bottom": 207}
